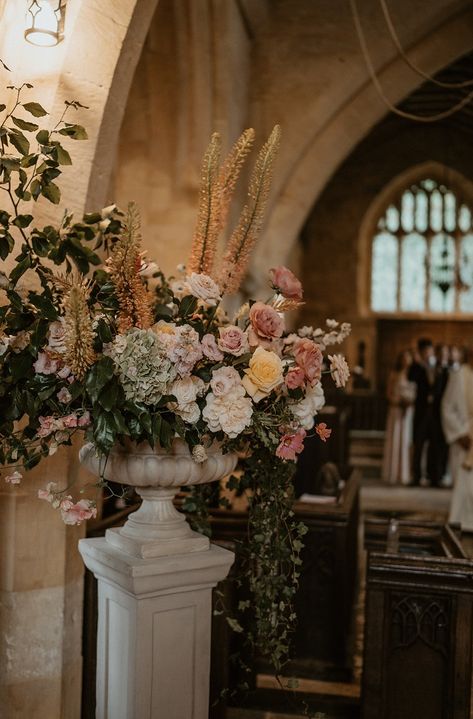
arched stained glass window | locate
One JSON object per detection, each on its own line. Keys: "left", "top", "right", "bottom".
{"left": 370, "top": 177, "right": 473, "bottom": 315}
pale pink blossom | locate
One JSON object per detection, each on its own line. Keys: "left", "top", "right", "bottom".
{"left": 291, "top": 381, "right": 325, "bottom": 430}
{"left": 201, "top": 334, "right": 224, "bottom": 361}
{"left": 47, "top": 319, "right": 66, "bottom": 353}
{"left": 315, "top": 423, "right": 332, "bottom": 442}
{"left": 37, "top": 415, "right": 58, "bottom": 438}
{"left": 328, "top": 354, "right": 350, "bottom": 388}
{"left": 62, "top": 413, "right": 78, "bottom": 429}
{"left": 294, "top": 338, "right": 323, "bottom": 385}
{"left": 248, "top": 302, "right": 284, "bottom": 346}
{"left": 78, "top": 411, "right": 91, "bottom": 428}
{"left": 285, "top": 366, "right": 306, "bottom": 390}
{"left": 168, "top": 324, "right": 203, "bottom": 376}
{"left": 276, "top": 428, "right": 306, "bottom": 461}
{"left": 217, "top": 325, "right": 249, "bottom": 357}
{"left": 34, "top": 351, "right": 59, "bottom": 375}
{"left": 60, "top": 498, "right": 97, "bottom": 526}
{"left": 210, "top": 366, "right": 242, "bottom": 397}
{"left": 269, "top": 266, "right": 303, "bottom": 301}
{"left": 203, "top": 388, "right": 253, "bottom": 438}
{"left": 57, "top": 387, "right": 72, "bottom": 404}
{"left": 4, "top": 470, "right": 22, "bottom": 484}
{"left": 38, "top": 482, "right": 60, "bottom": 507}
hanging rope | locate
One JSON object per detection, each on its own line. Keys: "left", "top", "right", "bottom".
{"left": 379, "top": 0, "right": 473, "bottom": 89}
{"left": 349, "top": 0, "right": 473, "bottom": 123}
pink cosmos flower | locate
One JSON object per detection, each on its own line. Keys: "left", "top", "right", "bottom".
{"left": 294, "top": 338, "right": 323, "bottom": 385}
{"left": 60, "top": 498, "right": 97, "bottom": 526}
{"left": 248, "top": 302, "right": 284, "bottom": 346}
{"left": 34, "top": 351, "right": 59, "bottom": 375}
{"left": 218, "top": 325, "right": 249, "bottom": 356}
{"left": 315, "top": 423, "right": 332, "bottom": 442}
{"left": 275, "top": 428, "right": 306, "bottom": 461}
{"left": 201, "top": 333, "right": 224, "bottom": 361}
{"left": 285, "top": 366, "right": 306, "bottom": 390}
{"left": 269, "top": 266, "right": 303, "bottom": 301}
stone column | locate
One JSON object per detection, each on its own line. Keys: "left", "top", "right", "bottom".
{"left": 79, "top": 538, "right": 233, "bottom": 719}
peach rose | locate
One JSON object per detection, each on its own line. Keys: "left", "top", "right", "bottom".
{"left": 294, "top": 338, "right": 323, "bottom": 385}
{"left": 269, "top": 266, "right": 303, "bottom": 301}
{"left": 242, "top": 346, "right": 283, "bottom": 402}
{"left": 249, "top": 302, "right": 284, "bottom": 345}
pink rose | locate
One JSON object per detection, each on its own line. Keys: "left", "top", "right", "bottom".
{"left": 249, "top": 302, "right": 284, "bottom": 346}
{"left": 294, "top": 338, "right": 323, "bottom": 385}
{"left": 275, "top": 428, "right": 306, "bottom": 461}
{"left": 201, "top": 334, "right": 224, "bottom": 361}
{"left": 34, "top": 351, "right": 59, "bottom": 375}
{"left": 285, "top": 366, "right": 306, "bottom": 390}
{"left": 60, "top": 498, "right": 97, "bottom": 526}
{"left": 269, "top": 266, "right": 303, "bottom": 301}
{"left": 218, "top": 325, "right": 249, "bottom": 356}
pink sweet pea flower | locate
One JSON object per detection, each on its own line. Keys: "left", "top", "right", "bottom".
{"left": 78, "top": 411, "right": 91, "bottom": 428}
{"left": 269, "top": 266, "right": 303, "bottom": 301}
{"left": 60, "top": 498, "right": 97, "bottom": 526}
{"left": 34, "top": 351, "right": 59, "bottom": 375}
{"left": 62, "top": 413, "right": 78, "bottom": 429}
{"left": 315, "top": 423, "right": 332, "bottom": 442}
{"left": 5, "top": 471, "right": 22, "bottom": 484}
{"left": 275, "top": 428, "right": 306, "bottom": 461}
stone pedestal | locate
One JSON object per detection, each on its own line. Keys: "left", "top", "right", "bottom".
{"left": 79, "top": 538, "right": 234, "bottom": 719}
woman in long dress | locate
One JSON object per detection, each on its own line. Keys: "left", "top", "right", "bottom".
{"left": 382, "top": 350, "right": 417, "bottom": 485}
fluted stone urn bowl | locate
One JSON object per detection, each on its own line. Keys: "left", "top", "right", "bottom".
{"left": 79, "top": 438, "right": 237, "bottom": 558}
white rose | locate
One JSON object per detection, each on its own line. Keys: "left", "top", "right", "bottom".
{"left": 291, "top": 381, "right": 325, "bottom": 430}
{"left": 186, "top": 273, "right": 221, "bottom": 306}
{"left": 210, "top": 366, "right": 243, "bottom": 397}
{"left": 202, "top": 388, "right": 253, "bottom": 438}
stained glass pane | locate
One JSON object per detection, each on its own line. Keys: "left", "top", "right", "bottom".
{"left": 400, "top": 233, "right": 426, "bottom": 311}
{"left": 459, "top": 205, "right": 471, "bottom": 232}
{"left": 430, "top": 189, "right": 443, "bottom": 232}
{"left": 386, "top": 205, "right": 399, "bottom": 232}
{"left": 444, "top": 192, "right": 456, "bottom": 232}
{"left": 371, "top": 232, "right": 398, "bottom": 312}
{"left": 401, "top": 191, "right": 414, "bottom": 232}
{"left": 414, "top": 190, "right": 428, "bottom": 232}
{"left": 429, "top": 233, "right": 455, "bottom": 312}
{"left": 459, "top": 234, "right": 473, "bottom": 313}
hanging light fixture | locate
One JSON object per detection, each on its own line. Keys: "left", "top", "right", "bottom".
{"left": 25, "top": 0, "right": 66, "bottom": 47}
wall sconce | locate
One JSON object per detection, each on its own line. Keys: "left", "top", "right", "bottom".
{"left": 25, "top": 0, "right": 66, "bottom": 47}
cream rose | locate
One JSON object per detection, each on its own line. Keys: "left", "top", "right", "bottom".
{"left": 242, "top": 346, "right": 284, "bottom": 402}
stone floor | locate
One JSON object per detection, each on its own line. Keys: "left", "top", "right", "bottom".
{"left": 229, "top": 477, "right": 470, "bottom": 719}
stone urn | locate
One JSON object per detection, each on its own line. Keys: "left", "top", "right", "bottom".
{"left": 79, "top": 438, "right": 237, "bottom": 558}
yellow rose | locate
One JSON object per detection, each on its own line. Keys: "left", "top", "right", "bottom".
{"left": 242, "top": 346, "right": 283, "bottom": 402}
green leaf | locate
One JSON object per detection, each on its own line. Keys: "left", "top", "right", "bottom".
{"left": 58, "top": 124, "right": 87, "bottom": 140}
{"left": 83, "top": 212, "right": 102, "bottom": 224}
{"left": 12, "top": 116, "right": 38, "bottom": 132}
{"left": 0, "top": 233, "right": 14, "bottom": 260}
{"left": 22, "top": 102, "right": 48, "bottom": 118}
{"left": 53, "top": 144, "right": 72, "bottom": 165}
{"left": 85, "top": 357, "right": 115, "bottom": 403}
{"left": 36, "top": 129, "right": 49, "bottom": 145}
{"left": 20, "top": 153, "right": 38, "bottom": 168}
{"left": 98, "top": 381, "right": 120, "bottom": 412}
{"left": 12, "top": 214, "right": 33, "bottom": 229}
{"left": 10, "top": 351, "right": 33, "bottom": 380}
{"left": 96, "top": 318, "right": 113, "bottom": 343}
{"left": 159, "top": 417, "right": 174, "bottom": 449}
{"left": 93, "top": 411, "right": 116, "bottom": 454}
{"left": 178, "top": 295, "right": 198, "bottom": 318}
{"left": 9, "top": 131, "right": 30, "bottom": 156}
{"left": 31, "top": 234, "right": 50, "bottom": 257}
{"left": 30, "top": 178, "right": 41, "bottom": 199}
{"left": 9, "top": 255, "right": 31, "bottom": 285}
{"left": 41, "top": 182, "right": 61, "bottom": 204}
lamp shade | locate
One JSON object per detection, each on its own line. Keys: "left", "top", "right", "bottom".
{"left": 25, "top": 0, "right": 66, "bottom": 47}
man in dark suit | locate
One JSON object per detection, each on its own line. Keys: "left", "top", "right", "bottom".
{"left": 408, "top": 338, "right": 436, "bottom": 486}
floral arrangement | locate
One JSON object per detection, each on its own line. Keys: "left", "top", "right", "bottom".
{"left": 0, "top": 82, "right": 350, "bottom": 670}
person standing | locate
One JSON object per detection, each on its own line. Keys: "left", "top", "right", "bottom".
{"left": 382, "top": 350, "right": 416, "bottom": 485}
{"left": 441, "top": 348, "right": 473, "bottom": 531}
{"left": 429, "top": 344, "right": 450, "bottom": 487}
{"left": 408, "top": 338, "right": 436, "bottom": 486}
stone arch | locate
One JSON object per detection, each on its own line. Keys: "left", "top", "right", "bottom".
{"left": 357, "top": 161, "right": 473, "bottom": 317}
{"left": 251, "top": 5, "right": 473, "bottom": 283}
